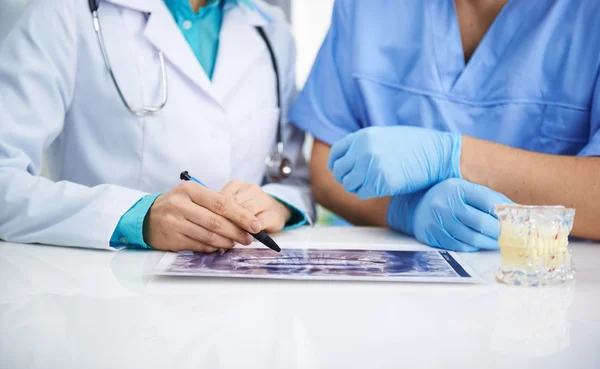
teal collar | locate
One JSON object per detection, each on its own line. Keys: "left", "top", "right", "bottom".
{"left": 162, "top": 0, "right": 272, "bottom": 24}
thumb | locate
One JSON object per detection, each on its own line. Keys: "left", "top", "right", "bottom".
{"left": 256, "top": 210, "right": 284, "bottom": 234}
{"left": 461, "top": 181, "right": 513, "bottom": 216}
{"left": 328, "top": 133, "right": 356, "bottom": 171}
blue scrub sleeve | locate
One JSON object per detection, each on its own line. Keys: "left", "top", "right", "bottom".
{"left": 288, "top": 0, "right": 361, "bottom": 146}
{"left": 579, "top": 74, "right": 600, "bottom": 157}
{"left": 110, "top": 194, "right": 161, "bottom": 249}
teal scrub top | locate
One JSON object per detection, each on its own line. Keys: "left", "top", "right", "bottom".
{"left": 163, "top": 0, "right": 224, "bottom": 79}
{"left": 290, "top": 0, "right": 600, "bottom": 157}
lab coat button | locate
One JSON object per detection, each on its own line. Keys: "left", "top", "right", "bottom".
{"left": 182, "top": 20, "right": 192, "bottom": 30}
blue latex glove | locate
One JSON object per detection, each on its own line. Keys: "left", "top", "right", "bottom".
{"left": 328, "top": 126, "right": 462, "bottom": 199}
{"left": 387, "top": 179, "right": 513, "bottom": 252}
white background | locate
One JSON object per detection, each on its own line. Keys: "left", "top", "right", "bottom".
{"left": 291, "top": 0, "right": 334, "bottom": 87}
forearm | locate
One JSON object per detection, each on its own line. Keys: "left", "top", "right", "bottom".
{"left": 461, "top": 136, "right": 600, "bottom": 239}
{"left": 310, "top": 140, "right": 390, "bottom": 226}
{"left": 0, "top": 168, "right": 147, "bottom": 248}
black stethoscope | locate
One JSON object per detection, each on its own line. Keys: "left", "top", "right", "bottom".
{"left": 88, "top": 0, "right": 293, "bottom": 181}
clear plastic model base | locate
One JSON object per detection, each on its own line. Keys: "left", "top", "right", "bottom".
{"left": 494, "top": 205, "right": 576, "bottom": 287}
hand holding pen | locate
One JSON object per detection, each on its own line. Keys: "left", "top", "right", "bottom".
{"left": 143, "top": 173, "right": 280, "bottom": 253}
{"left": 181, "top": 172, "right": 282, "bottom": 252}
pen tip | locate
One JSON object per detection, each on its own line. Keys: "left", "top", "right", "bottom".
{"left": 266, "top": 238, "right": 281, "bottom": 253}
{"left": 253, "top": 231, "right": 281, "bottom": 252}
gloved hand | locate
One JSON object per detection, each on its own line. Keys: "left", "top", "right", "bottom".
{"left": 328, "top": 126, "right": 462, "bottom": 199}
{"left": 386, "top": 179, "right": 513, "bottom": 252}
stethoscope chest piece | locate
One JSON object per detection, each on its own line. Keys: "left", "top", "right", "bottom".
{"left": 265, "top": 148, "right": 293, "bottom": 182}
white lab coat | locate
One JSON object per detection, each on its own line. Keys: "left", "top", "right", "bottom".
{"left": 0, "top": 0, "right": 314, "bottom": 249}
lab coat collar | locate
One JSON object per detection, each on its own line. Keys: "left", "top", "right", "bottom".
{"left": 227, "top": 0, "right": 273, "bottom": 26}
{"left": 101, "top": 0, "right": 159, "bottom": 14}
{"left": 143, "top": 1, "right": 220, "bottom": 105}
{"left": 211, "top": 3, "right": 274, "bottom": 103}
{"left": 103, "top": 0, "right": 271, "bottom": 25}
{"left": 106, "top": 0, "right": 274, "bottom": 108}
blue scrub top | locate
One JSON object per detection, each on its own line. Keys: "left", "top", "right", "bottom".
{"left": 289, "top": 0, "right": 600, "bottom": 157}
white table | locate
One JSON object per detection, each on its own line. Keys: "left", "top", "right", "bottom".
{"left": 1, "top": 227, "right": 599, "bottom": 369}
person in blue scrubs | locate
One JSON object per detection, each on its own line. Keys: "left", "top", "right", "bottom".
{"left": 290, "top": 0, "right": 600, "bottom": 252}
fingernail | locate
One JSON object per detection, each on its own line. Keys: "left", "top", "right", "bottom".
{"left": 245, "top": 234, "right": 254, "bottom": 244}
{"left": 219, "top": 249, "right": 225, "bottom": 255}
{"left": 251, "top": 220, "right": 261, "bottom": 233}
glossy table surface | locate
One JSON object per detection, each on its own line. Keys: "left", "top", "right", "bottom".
{"left": 1, "top": 227, "right": 599, "bottom": 369}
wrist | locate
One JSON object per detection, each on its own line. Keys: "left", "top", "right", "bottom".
{"left": 274, "top": 199, "right": 293, "bottom": 223}
{"left": 459, "top": 135, "right": 480, "bottom": 184}
{"left": 386, "top": 191, "right": 425, "bottom": 235}
{"left": 443, "top": 132, "right": 463, "bottom": 181}
{"left": 142, "top": 194, "right": 162, "bottom": 248}
{"left": 111, "top": 193, "right": 160, "bottom": 250}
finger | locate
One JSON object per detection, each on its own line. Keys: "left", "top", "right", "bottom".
{"left": 327, "top": 133, "right": 355, "bottom": 171}
{"left": 424, "top": 226, "right": 480, "bottom": 253}
{"left": 454, "top": 203, "right": 501, "bottom": 240}
{"left": 177, "top": 234, "right": 219, "bottom": 253}
{"left": 439, "top": 207, "right": 498, "bottom": 249}
{"left": 220, "top": 199, "right": 263, "bottom": 234}
{"left": 331, "top": 155, "right": 355, "bottom": 184}
{"left": 461, "top": 181, "right": 513, "bottom": 216}
{"left": 221, "top": 180, "right": 248, "bottom": 197}
{"left": 179, "top": 220, "right": 235, "bottom": 249}
{"left": 447, "top": 221, "right": 499, "bottom": 250}
{"left": 356, "top": 158, "right": 381, "bottom": 199}
{"left": 257, "top": 210, "right": 285, "bottom": 234}
{"left": 180, "top": 201, "right": 254, "bottom": 245}
{"left": 240, "top": 197, "right": 271, "bottom": 216}
{"left": 341, "top": 157, "right": 369, "bottom": 193}
{"left": 186, "top": 185, "right": 262, "bottom": 234}
{"left": 233, "top": 184, "right": 264, "bottom": 204}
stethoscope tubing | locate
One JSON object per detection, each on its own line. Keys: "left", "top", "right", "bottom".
{"left": 88, "top": 0, "right": 291, "bottom": 178}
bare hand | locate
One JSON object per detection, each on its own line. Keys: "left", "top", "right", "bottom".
{"left": 144, "top": 182, "right": 262, "bottom": 252}
{"left": 221, "top": 180, "right": 292, "bottom": 233}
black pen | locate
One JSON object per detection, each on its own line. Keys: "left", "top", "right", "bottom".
{"left": 180, "top": 171, "right": 281, "bottom": 252}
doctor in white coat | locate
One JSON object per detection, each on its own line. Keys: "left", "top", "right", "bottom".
{"left": 0, "top": 0, "right": 314, "bottom": 252}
